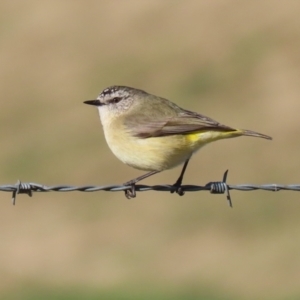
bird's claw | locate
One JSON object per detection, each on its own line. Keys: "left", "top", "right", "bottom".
{"left": 171, "top": 183, "right": 185, "bottom": 196}
{"left": 124, "top": 183, "right": 136, "bottom": 199}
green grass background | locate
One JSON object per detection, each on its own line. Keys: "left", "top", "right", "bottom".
{"left": 1, "top": 1, "right": 300, "bottom": 299}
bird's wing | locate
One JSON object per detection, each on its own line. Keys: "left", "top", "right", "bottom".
{"left": 125, "top": 108, "right": 235, "bottom": 138}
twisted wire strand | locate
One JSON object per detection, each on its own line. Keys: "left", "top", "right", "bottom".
{"left": 1, "top": 170, "right": 299, "bottom": 207}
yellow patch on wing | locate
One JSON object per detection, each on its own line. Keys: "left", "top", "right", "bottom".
{"left": 185, "top": 130, "right": 242, "bottom": 148}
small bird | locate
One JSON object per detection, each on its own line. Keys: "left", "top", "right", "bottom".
{"left": 84, "top": 86, "right": 272, "bottom": 199}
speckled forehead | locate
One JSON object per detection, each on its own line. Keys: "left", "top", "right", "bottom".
{"left": 97, "top": 86, "right": 128, "bottom": 100}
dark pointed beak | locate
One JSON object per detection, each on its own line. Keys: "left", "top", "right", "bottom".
{"left": 84, "top": 99, "right": 102, "bottom": 106}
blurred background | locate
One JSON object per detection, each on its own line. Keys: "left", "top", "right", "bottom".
{"left": 0, "top": 1, "right": 300, "bottom": 299}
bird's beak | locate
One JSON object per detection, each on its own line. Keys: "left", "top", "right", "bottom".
{"left": 84, "top": 99, "right": 102, "bottom": 106}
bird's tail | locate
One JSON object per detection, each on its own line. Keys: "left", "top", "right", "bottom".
{"left": 240, "top": 129, "right": 272, "bottom": 140}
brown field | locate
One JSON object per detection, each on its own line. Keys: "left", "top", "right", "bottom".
{"left": 1, "top": 1, "right": 300, "bottom": 299}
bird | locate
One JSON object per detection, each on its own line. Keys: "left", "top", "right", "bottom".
{"left": 84, "top": 86, "right": 272, "bottom": 199}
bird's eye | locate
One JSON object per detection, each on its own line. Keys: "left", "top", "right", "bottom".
{"left": 111, "top": 97, "right": 121, "bottom": 104}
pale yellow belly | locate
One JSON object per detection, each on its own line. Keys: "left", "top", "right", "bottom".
{"left": 104, "top": 125, "right": 241, "bottom": 172}
{"left": 107, "top": 134, "right": 193, "bottom": 171}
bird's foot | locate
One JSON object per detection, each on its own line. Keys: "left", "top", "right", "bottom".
{"left": 170, "top": 180, "right": 185, "bottom": 196}
{"left": 124, "top": 182, "right": 136, "bottom": 199}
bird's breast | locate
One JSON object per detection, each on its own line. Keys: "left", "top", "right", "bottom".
{"left": 103, "top": 123, "right": 197, "bottom": 172}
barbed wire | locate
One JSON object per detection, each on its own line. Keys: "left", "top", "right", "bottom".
{"left": 1, "top": 170, "right": 299, "bottom": 207}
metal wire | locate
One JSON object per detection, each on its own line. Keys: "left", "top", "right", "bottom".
{"left": 1, "top": 170, "right": 299, "bottom": 207}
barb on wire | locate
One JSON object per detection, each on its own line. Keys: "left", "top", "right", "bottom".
{"left": 1, "top": 170, "right": 300, "bottom": 207}
{"left": 205, "top": 170, "right": 232, "bottom": 207}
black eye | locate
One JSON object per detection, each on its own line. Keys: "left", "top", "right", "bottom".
{"left": 111, "top": 97, "right": 121, "bottom": 104}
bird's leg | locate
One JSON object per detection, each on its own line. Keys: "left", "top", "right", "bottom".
{"left": 123, "top": 170, "right": 160, "bottom": 199}
{"left": 171, "top": 159, "right": 190, "bottom": 196}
